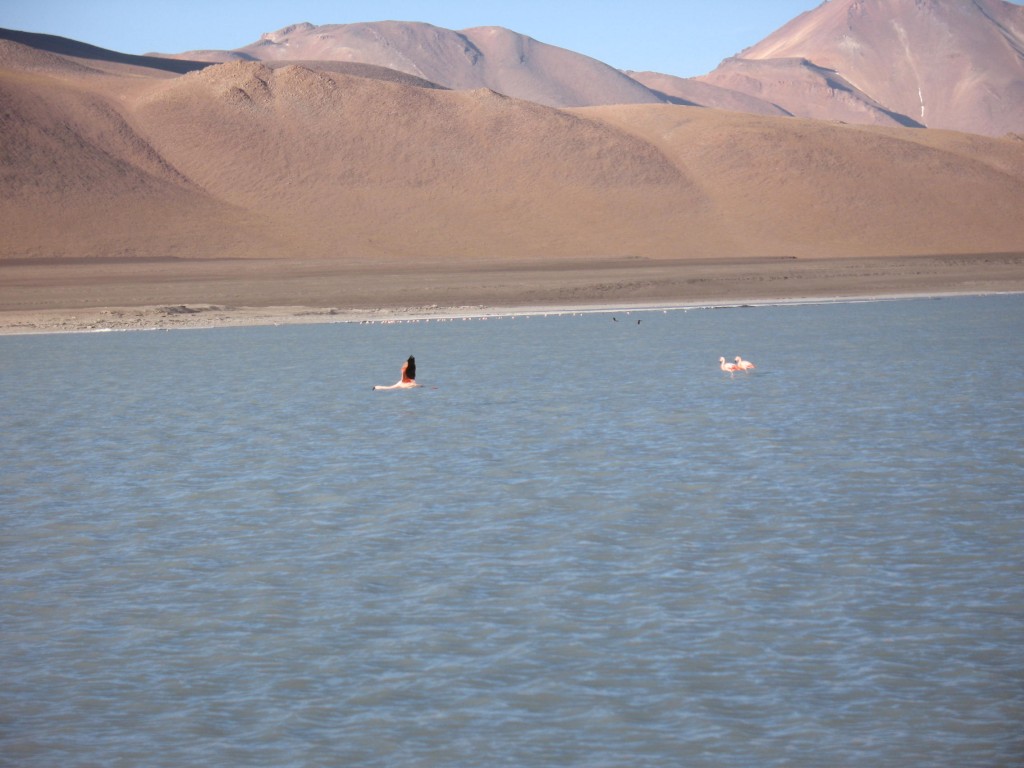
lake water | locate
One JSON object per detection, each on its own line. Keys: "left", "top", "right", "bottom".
{"left": 2, "top": 295, "right": 1023, "bottom": 767}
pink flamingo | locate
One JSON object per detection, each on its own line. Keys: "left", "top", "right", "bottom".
{"left": 719, "top": 356, "right": 740, "bottom": 377}
{"left": 734, "top": 356, "right": 756, "bottom": 371}
{"left": 374, "top": 356, "right": 420, "bottom": 390}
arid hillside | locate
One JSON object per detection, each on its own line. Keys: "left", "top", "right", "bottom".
{"left": 2, "top": 33, "right": 1023, "bottom": 269}
{"left": 585, "top": 103, "right": 1024, "bottom": 258}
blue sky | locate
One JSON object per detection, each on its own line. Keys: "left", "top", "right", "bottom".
{"left": 2, "top": 0, "right": 831, "bottom": 78}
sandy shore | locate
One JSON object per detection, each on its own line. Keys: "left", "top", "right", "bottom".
{"left": 1, "top": 253, "right": 1021, "bottom": 334}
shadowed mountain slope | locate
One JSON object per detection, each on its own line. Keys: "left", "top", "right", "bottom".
{"left": 0, "top": 27, "right": 210, "bottom": 75}
{"left": 698, "top": 56, "right": 926, "bottom": 128}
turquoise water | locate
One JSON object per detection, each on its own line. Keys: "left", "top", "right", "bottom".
{"left": 2, "top": 295, "right": 1022, "bottom": 766}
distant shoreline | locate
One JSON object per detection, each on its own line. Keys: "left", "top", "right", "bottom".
{"left": 2, "top": 292, "right": 1024, "bottom": 337}
{"left": 1, "top": 253, "right": 1022, "bottom": 335}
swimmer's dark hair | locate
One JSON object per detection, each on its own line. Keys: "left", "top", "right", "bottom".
{"left": 405, "top": 356, "right": 416, "bottom": 381}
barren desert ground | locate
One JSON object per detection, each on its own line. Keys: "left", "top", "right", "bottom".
{"left": 1, "top": 252, "right": 1021, "bottom": 333}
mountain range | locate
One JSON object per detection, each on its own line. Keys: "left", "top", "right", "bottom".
{"left": 151, "top": 0, "right": 1024, "bottom": 138}
{"left": 1, "top": 0, "right": 1022, "bottom": 271}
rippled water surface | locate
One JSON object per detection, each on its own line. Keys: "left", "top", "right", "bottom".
{"left": 2, "top": 295, "right": 1023, "bottom": 767}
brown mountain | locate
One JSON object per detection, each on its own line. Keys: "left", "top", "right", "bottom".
{"left": 2, "top": 32, "right": 1022, "bottom": 272}
{"left": 700, "top": 0, "right": 1024, "bottom": 137}
{"left": 147, "top": 3, "right": 1024, "bottom": 138}
{"left": 160, "top": 21, "right": 666, "bottom": 109}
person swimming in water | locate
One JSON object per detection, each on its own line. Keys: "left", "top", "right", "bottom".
{"left": 373, "top": 356, "right": 420, "bottom": 390}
